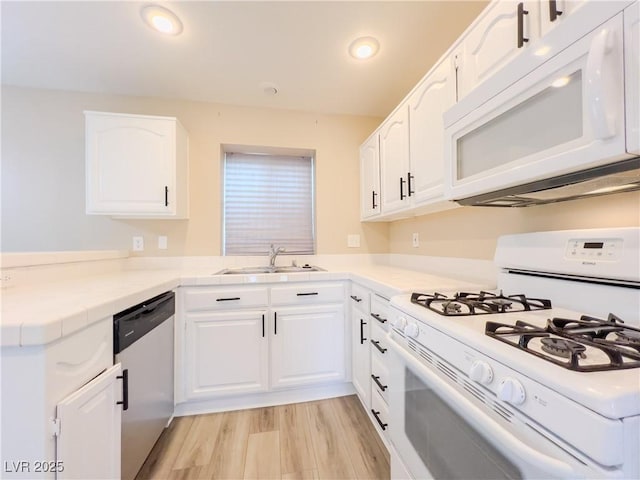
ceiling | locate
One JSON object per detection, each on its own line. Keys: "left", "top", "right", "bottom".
{"left": 1, "top": 1, "right": 487, "bottom": 118}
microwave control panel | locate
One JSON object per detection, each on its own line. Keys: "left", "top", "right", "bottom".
{"left": 565, "top": 238, "right": 622, "bottom": 261}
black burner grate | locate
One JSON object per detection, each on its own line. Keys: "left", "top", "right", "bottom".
{"left": 486, "top": 314, "right": 640, "bottom": 372}
{"left": 410, "top": 290, "right": 552, "bottom": 317}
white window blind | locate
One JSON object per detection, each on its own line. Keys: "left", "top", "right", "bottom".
{"left": 223, "top": 152, "right": 315, "bottom": 255}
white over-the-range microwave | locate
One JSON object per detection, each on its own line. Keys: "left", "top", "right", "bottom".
{"left": 444, "top": 0, "right": 639, "bottom": 207}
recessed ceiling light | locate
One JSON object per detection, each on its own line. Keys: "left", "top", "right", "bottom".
{"left": 349, "top": 37, "right": 379, "bottom": 60}
{"left": 141, "top": 5, "right": 183, "bottom": 35}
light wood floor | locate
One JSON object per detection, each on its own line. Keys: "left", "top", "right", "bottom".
{"left": 136, "top": 395, "right": 390, "bottom": 480}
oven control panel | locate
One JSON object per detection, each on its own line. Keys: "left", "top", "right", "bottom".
{"left": 565, "top": 237, "right": 622, "bottom": 261}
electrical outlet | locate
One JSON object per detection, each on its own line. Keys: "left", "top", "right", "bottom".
{"left": 347, "top": 234, "right": 361, "bottom": 248}
{"left": 412, "top": 233, "right": 420, "bottom": 248}
{"left": 158, "top": 236, "right": 168, "bottom": 250}
{"left": 132, "top": 236, "right": 144, "bottom": 251}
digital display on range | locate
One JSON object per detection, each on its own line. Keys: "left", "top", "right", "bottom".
{"left": 584, "top": 242, "right": 604, "bottom": 249}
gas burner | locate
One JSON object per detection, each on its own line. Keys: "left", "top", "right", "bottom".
{"left": 486, "top": 315, "right": 640, "bottom": 372}
{"left": 410, "top": 291, "right": 551, "bottom": 317}
{"left": 540, "top": 337, "right": 586, "bottom": 359}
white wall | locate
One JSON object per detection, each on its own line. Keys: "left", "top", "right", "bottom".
{"left": 1, "top": 86, "right": 389, "bottom": 255}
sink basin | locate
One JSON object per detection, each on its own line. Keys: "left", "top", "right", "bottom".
{"left": 215, "top": 265, "right": 325, "bottom": 275}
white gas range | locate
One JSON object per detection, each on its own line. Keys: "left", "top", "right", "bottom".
{"left": 387, "top": 228, "right": 640, "bottom": 480}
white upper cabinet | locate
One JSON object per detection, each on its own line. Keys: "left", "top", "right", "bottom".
{"left": 85, "top": 111, "right": 189, "bottom": 218}
{"left": 408, "top": 56, "right": 457, "bottom": 207}
{"left": 625, "top": 1, "right": 639, "bottom": 154}
{"left": 360, "top": 134, "right": 381, "bottom": 220}
{"left": 539, "top": 0, "right": 588, "bottom": 36}
{"left": 379, "top": 106, "right": 410, "bottom": 215}
{"left": 457, "top": 0, "right": 540, "bottom": 100}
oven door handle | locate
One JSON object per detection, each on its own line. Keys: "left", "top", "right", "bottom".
{"left": 387, "top": 335, "right": 577, "bottom": 478}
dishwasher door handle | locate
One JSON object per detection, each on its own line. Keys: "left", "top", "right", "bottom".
{"left": 117, "top": 368, "right": 129, "bottom": 411}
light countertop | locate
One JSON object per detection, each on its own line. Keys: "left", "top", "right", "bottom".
{"left": 1, "top": 263, "right": 492, "bottom": 348}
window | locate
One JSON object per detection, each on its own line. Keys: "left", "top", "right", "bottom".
{"left": 223, "top": 151, "right": 315, "bottom": 255}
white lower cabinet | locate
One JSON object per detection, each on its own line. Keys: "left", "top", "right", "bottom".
{"left": 350, "top": 283, "right": 371, "bottom": 407}
{"left": 56, "top": 364, "right": 122, "bottom": 480}
{"left": 271, "top": 304, "right": 345, "bottom": 389}
{"left": 185, "top": 310, "right": 268, "bottom": 399}
{"left": 1, "top": 317, "right": 118, "bottom": 480}
{"left": 178, "top": 282, "right": 347, "bottom": 404}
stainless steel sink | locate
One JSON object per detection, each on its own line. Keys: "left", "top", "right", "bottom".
{"left": 214, "top": 265, "right": 325, "bottom": 275}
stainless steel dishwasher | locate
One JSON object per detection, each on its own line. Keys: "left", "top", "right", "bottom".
{"left": 114, "top": 291, "right": 175, "bottom": 480}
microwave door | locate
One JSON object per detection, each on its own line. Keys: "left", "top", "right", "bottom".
{"left": 445, "top": 13, "right": 629, "bottom": 203}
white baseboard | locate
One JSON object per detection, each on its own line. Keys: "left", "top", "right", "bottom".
{"left": 174, "top": 382, "right": 356, "bottom": 416}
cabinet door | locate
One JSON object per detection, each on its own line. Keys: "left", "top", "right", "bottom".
{"left": 625, "top": 1, "right": 639, "bottom": 154}
{"left": 351, "top": 305, "right": 370, "bottom": 407}
{"left": 271, "top": 304, "right": 345, "bottom": 389}
{"left": 408, "top": 57, "right": 456, "bottom": 206}
{"left": 379, "top": 106, "right": 410, "bottom": 215}
{"left": 86, "top": 112, "right": 175, "bottom": 215}
{"left": 459, "top": 0, "right": 539, "bottom": 99}
{"left": 540, "top": 0, "right": 588, "bottom": 37}
{"left": 360, "top": 135, "right": 381, "bottom": 219}
{"left": 185, "top": 310, "right": 268, "bottom": 399}
{"left": 56, "top": 364, "right": 122, "bottom": 480}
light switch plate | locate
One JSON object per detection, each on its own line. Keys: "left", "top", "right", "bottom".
{"left": 412, "top": 233, "right": 419, "bottom": 248}
{"left": 158, "top": 236, "right": 168, "bottom": 250}
{"left": 132, "top": 236, "right": 144, "bottom": 251}
{"left": 347, "top": 234, "right": 361, "bottom": 248}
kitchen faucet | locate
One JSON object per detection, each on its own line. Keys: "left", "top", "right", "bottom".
{"left": 269, "top": 244, "right": 286, "bottom": 267}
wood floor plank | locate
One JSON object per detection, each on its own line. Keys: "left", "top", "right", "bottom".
{"left": 136, "top": 416, "right": 195, "bottom": 480}
{"left": 333, "top": 395, "right": 390, "bottom": 480}
{"left": 244, "top": 430, "right": 281, "bottom": 479}
{"left": 278, "top": 403, "right": 316, "bottom": 475}
{"left": 281, "top": 469, "right": 319, "bottom": 480}
{"left": 249, "top": 405, "right": 279, "bottom": 434}
{"left": 166, "top": 466, "right": 204, "bottom": 480}
{"left": 173, "top": 412, "right": 223, "bottom": 469}
{"left": 203, "top": 409, "right": 252, "bottom": 479}
{"left": 305, "top": 400, "right": 357, "bottom": 479}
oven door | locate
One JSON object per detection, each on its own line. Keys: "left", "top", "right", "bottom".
{"left": 387, "top": 334, "right": 585, "bottom": 480}
{"left": 444, "top": 13, "right": 628, "bottom": 203}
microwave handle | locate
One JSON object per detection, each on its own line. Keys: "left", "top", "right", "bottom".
{"left": 387, "top": 335, "right": 578, "bottom": 478}
{"left": 585, "top": 27, "right": 616, "bottom": 139}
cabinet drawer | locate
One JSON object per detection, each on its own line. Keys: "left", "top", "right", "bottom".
{"left": 370, "top": 388, "right": 389, "bottom": 436}
{"left": 183, "top": 287, "right": 269, "bottom": 311}
{"left": 349, "top": 283, "right": 369, "bottom": 313}
{"left": 371, "top": 353, "right": 390, "bottom": 403}
{"left": 271, "top": 283, "right": 344, "bottom": 306}
{"left": 370, "top": 322, "right": 390, "bottom": 360}
{"left": 370, "top": 294, "right": 390, "bottom": 331}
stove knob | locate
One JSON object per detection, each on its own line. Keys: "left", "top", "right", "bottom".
{"left": 404, "top": 322, "right": 420, "bottom": 338}
{"left": 469, "top": 360, "right": 493, "bottom": 385}
{"left": 391, "top": 316, "right": 407, "bottom": 330}
{"left": 497, "top": 378, "right": 526, "bottom": 405}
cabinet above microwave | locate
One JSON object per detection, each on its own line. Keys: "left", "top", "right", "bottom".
{"left": 443, "top": 2, "right": 639, "bottom": 207}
